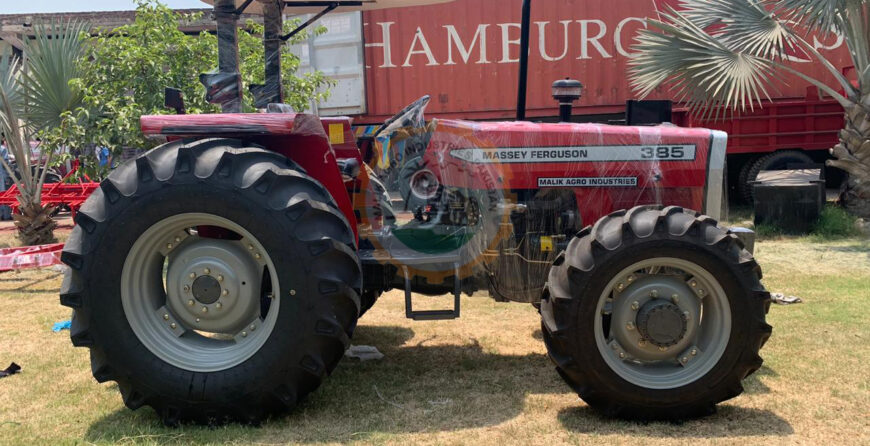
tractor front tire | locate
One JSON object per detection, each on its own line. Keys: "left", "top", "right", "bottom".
{"left": 541, "top": 206, "right": 771, "bottom": 420}
{"left": 60, "top": 138, "right": 361, "bottom": 425}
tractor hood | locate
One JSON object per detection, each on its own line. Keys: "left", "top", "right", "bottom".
{"left": 200, "top": 0, "right": 455, "bottom": 15}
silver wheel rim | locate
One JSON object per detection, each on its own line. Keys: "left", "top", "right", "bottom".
{"left": 121, "top": 213, "right": 280, "bottom": 373}
{"left": 593, "top": 257, "right": 732, "bottom": 389}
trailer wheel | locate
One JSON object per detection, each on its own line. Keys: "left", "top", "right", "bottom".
{"left": 541, "top": 206, "right": 771, "bottom": 420}
{"left": 60, "top": 138, "right": 361, "bottom": 425}
{"left": 738, "top": 150, "right": 814, "bottom": 203}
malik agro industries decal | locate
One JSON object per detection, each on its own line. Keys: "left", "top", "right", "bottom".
{"left": 538, "top": 177, "right": 639, "bottom": 187}
{"left": 449, "top": 145, "right": 696, "bottom": 163}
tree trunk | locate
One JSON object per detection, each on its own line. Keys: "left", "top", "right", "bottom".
{"left": 14, "top": 202, "right": 57, "bottom": 246}
{"left": 828, "top": 99, "right": 870, "bottom": 219}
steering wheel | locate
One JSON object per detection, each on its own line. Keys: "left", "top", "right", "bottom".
{"left": 374, "top": 95, "right": 431, "bottom": 139}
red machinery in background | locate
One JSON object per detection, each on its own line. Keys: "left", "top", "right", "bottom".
{"left": 0, "top": 162, "right": 100, "bottom": 219}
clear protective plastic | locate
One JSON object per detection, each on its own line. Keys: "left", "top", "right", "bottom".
{"left": 352, "top": 98, "right": 726, "bottom": 300}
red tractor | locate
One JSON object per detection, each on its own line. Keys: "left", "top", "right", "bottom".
{"left": 61, "top": 0, "right": 771, "bottom": 424}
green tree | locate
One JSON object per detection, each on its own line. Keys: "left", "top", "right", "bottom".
{"left": 75, "top": 0, "right": 331, "bottom": 175}
{"left": 0, "top": 22, "right": 89, "bottom": 245}
{"left": 629, "top": 0, "right": 870, "bottom": 217}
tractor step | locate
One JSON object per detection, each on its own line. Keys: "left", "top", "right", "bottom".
{"left": 401, "top": 264, "right": 461, "bottom": 321}
{"left": 358, "top": 248, "right": 462, "bottom": 321}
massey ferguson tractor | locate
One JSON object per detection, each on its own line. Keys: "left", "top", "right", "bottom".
{"left": 60, "top": 0, "right": 772, "bottom": 424}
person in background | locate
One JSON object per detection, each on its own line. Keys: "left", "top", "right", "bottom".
{"left": 0, "top": 138, "right": 9, "bottom": 189}
{"left": 0, "top": 139, "right": 11, "bottom": 221}
{"left": 96, "top": 145, "right": 112, "bottom": 169}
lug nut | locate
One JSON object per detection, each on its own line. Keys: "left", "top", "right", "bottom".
{"left": 638, "top": 339, "right": 647, "bottom": 347}
{"left": 241, "top": 331, "right": 248, "bottom": 337}
{"left": 250, "top": 324, "right": 256, "bottom": 331}
{"left": 201, "top": 306, "right": 208, "bottom": 313}
{"left": 650, "top": 289, "right": 659, "bottom": 298}
{"left": 187, "top": 299, "right": 194, "bottom": 306}
{"left": 166, "top": 243, "right": 173, "bottom": 250}
{"left": 698, "top": 289, "right": 706, "bottom": 295}
{"left": 626, "top": 322, "right": 635, "bottom": 331}
{"left": 216, "top": 302, "right": 223, "bottom": 309}
{"left": 254, "top": 253, "right": 262, "bottom": 259}
{"left": 690, "top": 280, "right": 697, "bottom": 287}
{"left": 195, "top": 318, "right": 200, "bottom": 323}
{"left": 217, "top": 275, "right": 224, "bottom": 282}
{"left": 163, "top": 313, "right": 170, "bottom": 320}
{"left": 631, "top": 301, "right": 639, "bottom": 311}
{"left": 248, "top": 244, "right": 254, "bottom": 251}
{"left": 681, "top": 357, "right": 689, "bottom": 364}
{"left": 691, "top": 348, "right": 698, "bottom": 356}
{"left": 671, "top": 294, "right": 679, "bottom": 304}
{"left": 616, "top": 283, "right": 625, "bottom": 291}
{"left": 175, "top": 236, "right": 181, "bottom": 242}
{"left": 290, "top": 290, "right": 296, "bottom": 296}
{"left": 618, "top": 352, "right": 626, "bottom": 359}
{"left": 204, "top": 268, "right": 210, "bottom": 274}
{"left": 189, "top": 272, "right": 196, "bottom": 279}
{"left": 659, "top": 346, "right": 667, "bottom": 352}
{"left": 170, "top": 322, "right": 177, "bottom": 329}
{"left": 627, "top": 275, "right": 634, "bottom": 282}
{"left": 222, "top": 289, "right": 229, "bottom": 296}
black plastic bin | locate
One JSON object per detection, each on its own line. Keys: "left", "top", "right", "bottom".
{"left": 752, "top": 169, "right": 825, "bottom": 234}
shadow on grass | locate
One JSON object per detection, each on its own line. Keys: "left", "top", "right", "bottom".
{"left": 0, "top": 271, "right": 63, "bottom": 293}
{"left": 743, "top": 365, "right": 776, "bottom": 395}
{"left": 558, "top": 404, "right": 793, "bottom": 437}
{"left": 83, "top": 324, "right": 789, "bottom": 443}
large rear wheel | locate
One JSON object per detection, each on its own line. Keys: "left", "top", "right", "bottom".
{"left": 60, "top": 138, "right": 361, "bottom": 424}
{"left": 541, "top": 206, "right": 771, "bottom": 420}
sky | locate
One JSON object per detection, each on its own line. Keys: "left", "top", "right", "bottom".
{"left": 4, "top": 0, "right": 207, "bottom": 14}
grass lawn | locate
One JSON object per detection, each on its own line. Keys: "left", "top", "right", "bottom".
{"left": 0, "top": 230, "right": 868, "bottom": 445}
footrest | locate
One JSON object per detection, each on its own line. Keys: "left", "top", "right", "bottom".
{"left": 402, "top": 265, "right": 461, "bottom": 321}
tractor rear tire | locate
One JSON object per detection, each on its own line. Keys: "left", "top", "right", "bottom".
{"left": 60, "top": 138, "right": 361, "bottom": 425}
{"left": 359, "top": 290, "right": 382, "bottom": 317}
{"left": 541, "top": 206, "right": 771, "bottom": 420}
{"left": 738, "top": 150, "right": 814, "bottom": 203}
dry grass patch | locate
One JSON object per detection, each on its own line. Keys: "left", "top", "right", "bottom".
{"left": 0, "top": 237, "right": 867, "bottom": 445}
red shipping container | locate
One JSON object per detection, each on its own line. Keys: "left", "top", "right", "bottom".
{"left": 359, "top": 0, "right": 852, "bottom": 123}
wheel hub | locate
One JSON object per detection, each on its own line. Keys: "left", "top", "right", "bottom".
{"left": 192, "top": 275, "right": 221, "bottom": 304}
{"left": 609, "top": 275, "right": 701, "bottom": 362}
{"left": 166, "top": 238, "right": 262, "bottom": 334}
{"left": 636, "top": 300, "right": 687, "bottom": 347}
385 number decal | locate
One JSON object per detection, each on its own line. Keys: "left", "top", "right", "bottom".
{"left": 641, "top": 146, "right": 689, "bottom": 160}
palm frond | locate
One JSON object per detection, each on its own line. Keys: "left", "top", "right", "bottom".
{"left": 629, "top": 8, "right": 779, "bottom": 119}
{"left": 0, "top": 55, "right": 23, "bottom": 135}
{"left": 776, "top": 0, "right": 855, "bottom": 34}
{"left": 20, "top": 20, "right": 89, "bottom": 131}
{"left": 0, "top": 55, "right": 33, "bottom": 193}
{"left": 680, "top": 0, "right": 798, "bottom": 59}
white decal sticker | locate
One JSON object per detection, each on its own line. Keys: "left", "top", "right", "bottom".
{"left": 449, "top": 145, "right": 696, "bottom": 163}
{"left": 538, "top": 177, "right": 639, "bottom": 187}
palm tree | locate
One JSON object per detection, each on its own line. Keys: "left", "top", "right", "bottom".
{"left": 629, "top": 0, "right": 870, "bottom": 217}
{"left": 0, "top": 22, "right": 88, "bottom": 245}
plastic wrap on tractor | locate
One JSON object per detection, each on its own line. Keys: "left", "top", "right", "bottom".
{"left": 350, "top": 99, "right": 726, "bottom": 301}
